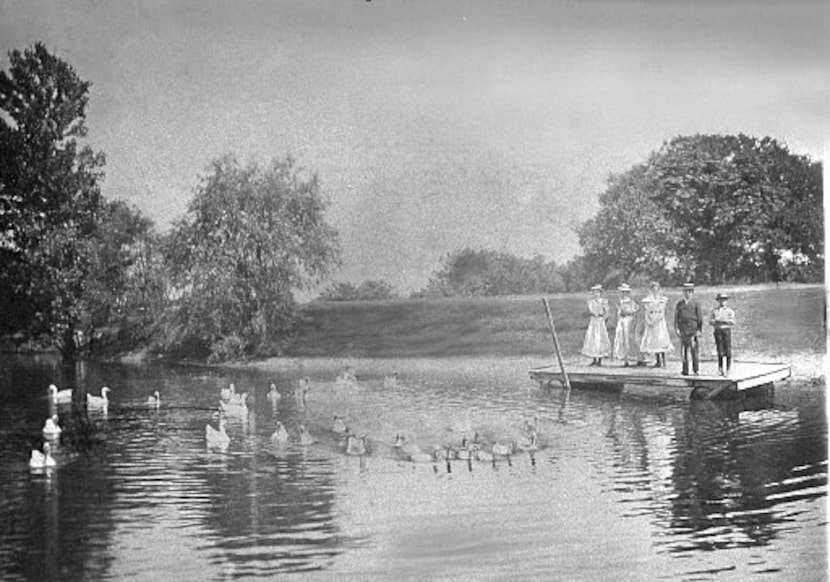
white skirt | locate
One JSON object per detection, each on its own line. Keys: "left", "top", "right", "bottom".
{"left": 582, "top": 317, "right": 611, "bottom": 358}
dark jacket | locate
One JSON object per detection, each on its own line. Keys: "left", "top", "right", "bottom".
{"left": 674, "top": 298, "right": 703, "bottom": 336}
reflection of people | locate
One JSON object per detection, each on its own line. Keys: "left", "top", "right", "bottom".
{"left": 710, "top": 293, "right": 736, "bottom": 376}
{"left": 581, "top": 284, "right": 611, "bottom": 366}
{"left": 674, "top": 283, "right": 703, "bottom": 376}
{"left": 640, "top": 281, "right": 673, "bottom": 367}
{"left": 612, "top": 284, "right": 639, "bottom": 367}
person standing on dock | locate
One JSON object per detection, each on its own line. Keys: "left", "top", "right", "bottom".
{"left": 640, "top": 281, "right": 673, "bottom": 367}
{"left": 581, "top": 285, "right": 611, "bottom": 366}
{"left": 710, "top": 293, "right": 736, "bottom": 376}
{"left": 674, "top": 283, "right": 703, "bottom": 376}
{"left": 612, "top": 283, "right": 640, "bottom": 367}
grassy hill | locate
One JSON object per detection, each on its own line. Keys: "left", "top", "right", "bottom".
{"left": 289, "top": 284, "right": 825, "bottom": 362}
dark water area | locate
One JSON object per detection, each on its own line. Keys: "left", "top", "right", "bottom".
{"left": 0, "top": 354, "right": 825, "bottom": 581}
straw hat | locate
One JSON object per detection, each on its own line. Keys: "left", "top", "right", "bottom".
{"left": 617, "top": 283, "right": 632, "bottom": 292}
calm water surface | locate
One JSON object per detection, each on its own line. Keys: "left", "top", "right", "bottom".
{"left": 0, "top": 354, "right": 825, "bottom": 581}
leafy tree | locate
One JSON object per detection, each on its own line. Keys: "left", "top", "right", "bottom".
{"left": 0, "top": 42, "right": 106, "bottom": 359}
{"left": 579, "top": 134, "right": 823, "bottom": 284}
{"left": 164, "top": 155, "right": 340, "bottom": 360}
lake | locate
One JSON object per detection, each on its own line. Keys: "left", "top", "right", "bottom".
{"left": 0, "top": 354, "right": 825, "bottom": 581}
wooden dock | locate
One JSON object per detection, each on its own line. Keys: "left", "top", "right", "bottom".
{"left": 529, "top": 360, "right": 791, "bottom": 401}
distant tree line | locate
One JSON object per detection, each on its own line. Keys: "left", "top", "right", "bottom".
{"left": 318, "top": 280, "right": 397, "bottom": 301}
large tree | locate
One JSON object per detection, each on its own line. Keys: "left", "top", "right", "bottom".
{"left": 579, "top": 134, "right": 823, "bottom": 285}
{"left": 164, "top": 155, "right": 340, "bottom": 360}
{"left": 0, "top": 42, "right": 106, "bottom": 358}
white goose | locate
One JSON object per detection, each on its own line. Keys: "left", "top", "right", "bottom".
{"left": 42, "top": 415, "right": 62, "bottom": 438}
{"left": 206, "top": 418, "right": 230, "bottom": 449}
{"left": 147, "top": 391, "right": 160, "bottom": 408}
{"left": 30, "top": 442, "right": 57, "bottom": 469}
{"left": 332, "top": 415, "right": 347, "bottom": 434}
{"left": 296, "top": 425, "right": 316, "bottom": 446}
{"left": 87, "top": 387, "right": 111, "bottom": 409}
{"left": 345, "top": 434, "right": 367, "bottom": 456}
{"left": 47, "top": 384, "right": 72, "bottom": 405}
{"left": 271, "top": 421, "right": 290, "bottom": 445}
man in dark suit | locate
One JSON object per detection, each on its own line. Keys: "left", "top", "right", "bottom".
{"left": 674, "top": 283, "right": 703, "bottom": 375}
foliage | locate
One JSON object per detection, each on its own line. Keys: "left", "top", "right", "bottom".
{"left": 413, "top": 248, "right": 564, "bottom": 297}
{"left": 319, "top": 279, "right": 397, "bottom": 301}
{"left": 0, "top": 42, "right": 106, "bottom": 358}
{"left": 578, "top": 134, "right": 823, "bottom": 285}
{"left": 163, "top": 154, "right": 340, "bottom": 360}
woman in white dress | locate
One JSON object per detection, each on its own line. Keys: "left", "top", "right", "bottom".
{"left": 612, "top": 283, "right": 639, "bottom": 366}
{"left": 581, "top": 285, "right": 611, "bottom": 366}
{"left": 639, "top": 281, "right": 673, "bottom": 367}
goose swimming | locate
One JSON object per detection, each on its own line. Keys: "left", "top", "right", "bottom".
{"left": 346, "top": 434, "right": 367, "bottom": 456}
{"left": 206, "top": 418, "right": 230, "bottom": 449}
{"left": 147, "top": 391, "right": 160, "bottom": 408}
{"left": 296, "top": 425, "right": 316, "bottom": 446}
{"left": 87, "top": 387, "right": 111, "bottom": 409}
{"left": 271, "top": 421, "right": 290, "bottom": 444}
{"left": 30, "top": 442, "right": 57, "bottom": 469}
{"left": 42, "top": 415, "right": 62, "bottom": 438}
{"left": 47, "top": 384, "right": 72, "bottom": 405}
{"left": 332, "top": 415, "right": 347, "bottom": 434}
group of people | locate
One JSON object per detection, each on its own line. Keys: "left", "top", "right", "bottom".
{"left": 581, "top": 281, "right": 736, "bottom": 376}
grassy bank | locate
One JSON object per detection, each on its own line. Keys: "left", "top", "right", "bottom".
{"left": 287, "top": 284, "right": 825, "bottom": 378}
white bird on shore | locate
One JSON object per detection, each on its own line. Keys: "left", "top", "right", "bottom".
{"left": 383, "top": 372, "right": 398, "bottom": 389}
{"left": 87, "top": 387, "right": 111, "bottom": 409}
{"left": 147, "top": 391, "right": 160, "bottom": 408}
{"left": 47, "top": 384, "right": 72, "bottom": 405}
{"left": 30, "top": 442, "right": 57, "bottom": 469}
{"left": 267, "top": 383, "right": 281, "bottom": 406}
{"left": 42, "top": 415, "right": 62, "bottom": 438}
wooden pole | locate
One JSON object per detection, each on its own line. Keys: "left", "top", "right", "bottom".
{"left": 542, "top": 298, "right": 571, "bottom": 391}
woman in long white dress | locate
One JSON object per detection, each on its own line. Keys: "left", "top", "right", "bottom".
{"left": 612, "top": 284, "right": 639, "bottom": 366}
{"left": 640, "top": 281, "right": 673, "bottom": 367}
{"left": 581, "top": 285, "right": 611, "bottom": 366}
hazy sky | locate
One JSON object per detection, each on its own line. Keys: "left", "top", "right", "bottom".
{"left": 1, "top": 0, "right": 827, "bottom": 292}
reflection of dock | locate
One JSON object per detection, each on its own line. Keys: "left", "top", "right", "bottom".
{"left": 529, "top": 361, "right": 791, "bottom": 400}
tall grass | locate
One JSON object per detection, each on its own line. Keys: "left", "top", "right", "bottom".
{"left": 290, "top": 284, "right": 825, "bottom": 365}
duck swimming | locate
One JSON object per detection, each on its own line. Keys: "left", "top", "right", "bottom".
{"left": 87, "top": 387, "right": 111, "bottom": 409}
{"left": 30, "top": 442, "right": 57, "bottom": 469}
{"left": 42, "top": 415, "right": 62, "bottom": 438}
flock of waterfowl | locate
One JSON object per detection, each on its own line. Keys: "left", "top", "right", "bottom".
{"left": 206, "top": 367, "right": 544, "bottom": 468}
{"left": 31, "top": 367, "right": 544, "bottom": 472}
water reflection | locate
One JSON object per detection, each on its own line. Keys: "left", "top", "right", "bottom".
{"left": 0, "top": 355, "right": 825, "bottom": 581}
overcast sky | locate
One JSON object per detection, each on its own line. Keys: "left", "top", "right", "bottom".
{"left": 1, "top": 0, "right": 827, "bottom": 293}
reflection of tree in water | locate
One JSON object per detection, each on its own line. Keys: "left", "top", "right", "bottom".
{"left": 600, "top": 394, "right": 827, "bottom": 554}
{"left": 197, "top": 449, "right": 345, "bottom": 577}
{"left": 668, "top": 398, "right": 826, "bottom": 553}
